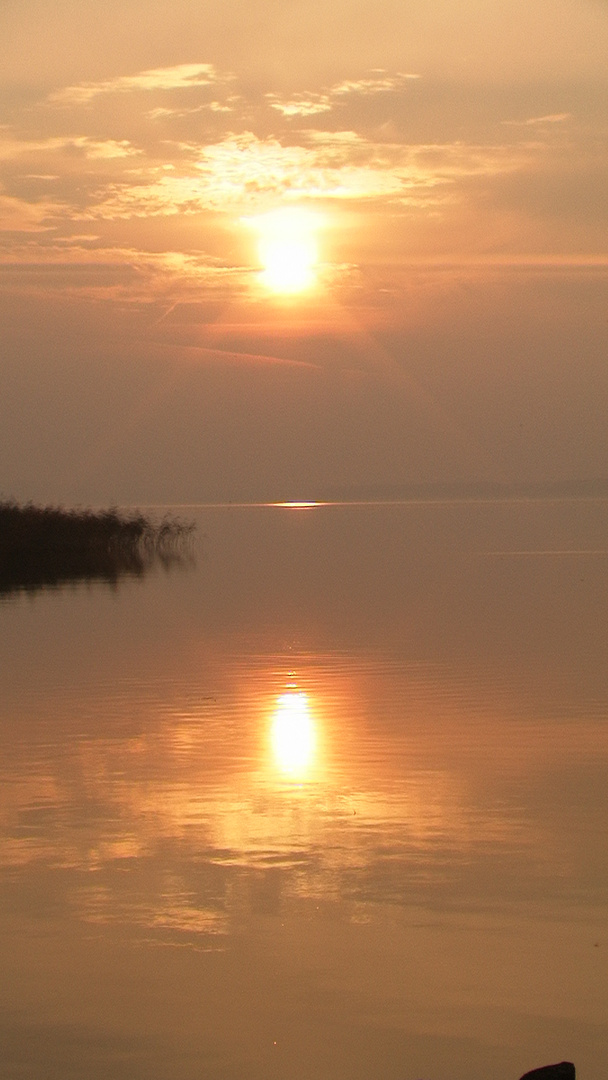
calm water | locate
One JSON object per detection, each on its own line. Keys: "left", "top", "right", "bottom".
{"left": 1, "top": 500, "right": 607, "bottom": 1080}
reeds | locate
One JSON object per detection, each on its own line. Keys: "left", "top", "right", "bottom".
{"left": 0, "top": 500, "right": 195, "bottom": 593}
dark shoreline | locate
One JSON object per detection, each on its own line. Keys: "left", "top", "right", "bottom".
{"left": 0, "top": 500, "right": 195, "bottom": 594}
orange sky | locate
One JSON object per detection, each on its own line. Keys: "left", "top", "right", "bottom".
{"left": 1, "top": 0, "right": 607, "bottom": 503}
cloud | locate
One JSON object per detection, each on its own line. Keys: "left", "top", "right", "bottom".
{"left": 2, "top": 63, "right": 596, "bottom": 290}
{"left": 84, "top": 133, "right": 412, "bottom": 219}
{"left": 75, "top": 130, "right": 534, "bottom": 225}
{"left": 53, "top": 234, "right": 101, "bottom": 244}
{"left": 503, "top": 113, "right": 571, "bottom": 127}
{"left": 267, "top": 95, "right": 332, "bottom": 118}
{"left": 0, "top": 135, "right": 138, "bottom": 161}
{"left": 0, "top": 245, "right": 247, "bottom": 303}
{"left": 48, "top": 63, "right": 225, "bottom": 106}
{"left": 304, "top": 131, "right": 365, "bottom": 146}
{"left": 0, "top": 194, "right": 57, "bottom": 233}
{"left": 147, "top": 96, "right": 240, "bottom": 121}
{"left": 267, "top": 70, "right": 420, "bottom": 118}
{"left": 330, "top": 71, "right": 421, "bottom": 96}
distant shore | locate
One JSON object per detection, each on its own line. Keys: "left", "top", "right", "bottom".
{"left": 0, "top": 500, "right": 195, "bottom": 593}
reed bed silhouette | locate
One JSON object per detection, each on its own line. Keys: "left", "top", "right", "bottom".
{"left": 0, "top": 500, "right": 195, "bottom": 593}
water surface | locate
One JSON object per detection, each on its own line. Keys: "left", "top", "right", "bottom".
{"left": 1, "top": 500, "right": 607, "bottom": 1079}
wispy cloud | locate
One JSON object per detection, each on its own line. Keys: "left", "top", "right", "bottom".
{"left": 268, "top": 70, "right": 420, "bottom": 117}
{"left": 147, "top": 96, "right": 240, "bottom": 121}
{"left": 0, "top": 194, "right": 57, "bottom": 233}
{"left": 304, "top": 131, "right": 364, "bottom": 146}
{"left": 503, "top": 113, "right": 571, "bottom": 127}
{"left": 48, "top": 63, "right": 226, "bottom": 106}
{"left": 331, "top": 71, "right": 420, "bottom": 96}
{"left": 267, "top": 94, "right": 332, "bottom": 118}
{"left": 0, "top": 135, "right": 138, "bottom": 161}
{"left": 0, "top": 245, "right": 248, "bottom": 303}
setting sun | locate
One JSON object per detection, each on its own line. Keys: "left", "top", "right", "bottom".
{"left": 250, "top": 208, "right": 321, "bottom": 294}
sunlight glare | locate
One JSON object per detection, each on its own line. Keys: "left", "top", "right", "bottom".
{"left": 271, "top": 692, "right": 316, "bottom": 778}
{"left": 269, "top": 501, "right": 323, "bottom": 510}
{"left": 250, "top": 208, "right": 321, "bottom": 295}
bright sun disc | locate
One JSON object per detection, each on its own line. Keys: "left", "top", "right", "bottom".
{"left": 251, "top": 209, "right": 321, "bottom": 295}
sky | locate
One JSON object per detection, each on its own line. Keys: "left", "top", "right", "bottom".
{"left": 1, "top": 0, "right": 607, "bottom": 504}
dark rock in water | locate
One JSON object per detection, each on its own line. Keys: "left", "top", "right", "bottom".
{"left": 519, "top": 1064, "right": 575, "bottom": 1080}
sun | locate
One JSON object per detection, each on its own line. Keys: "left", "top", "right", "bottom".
{"left": 250, "top": 208, "right": 321, "bottom": 295}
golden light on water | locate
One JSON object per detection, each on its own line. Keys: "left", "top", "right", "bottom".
{"left": 270, "top": 691, "right": 317, "bottom": 778}
{"left": 248, "top": 208, "right": 322, "bottom": 295}
{"left": 269, "top": 501, "right": 324, "bottom": 510}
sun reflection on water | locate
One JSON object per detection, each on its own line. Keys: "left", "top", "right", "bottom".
{"left": 270, "top": 691, "right": 317, "bottom": 780}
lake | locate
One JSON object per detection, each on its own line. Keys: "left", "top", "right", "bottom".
{"left": 1, "top": 499, "right": 607, "bottom": 1080}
